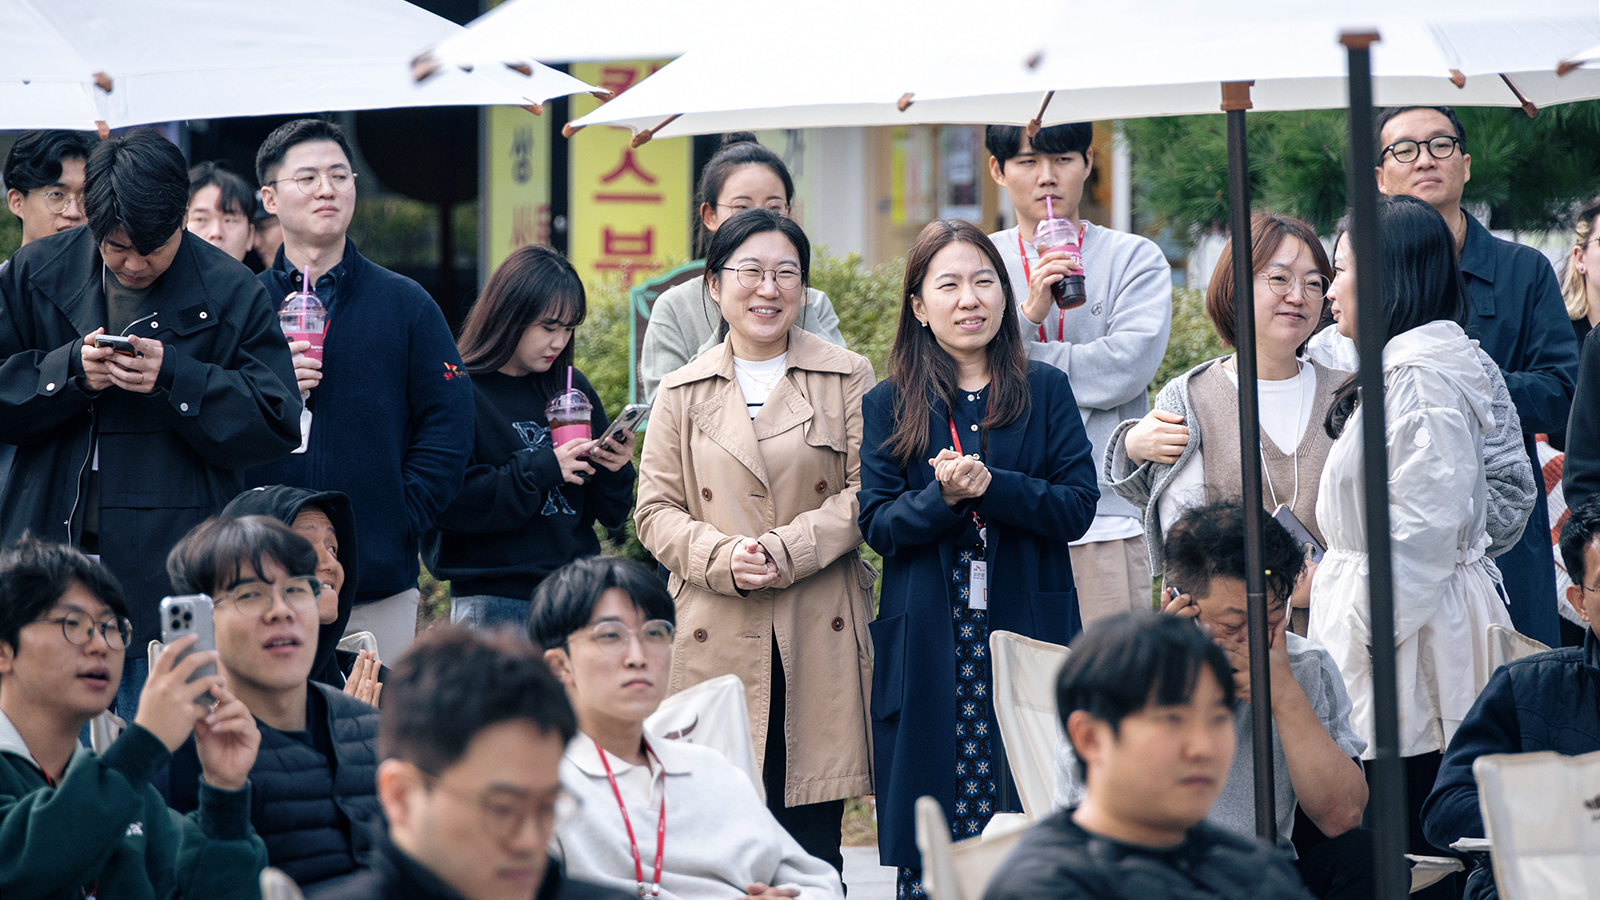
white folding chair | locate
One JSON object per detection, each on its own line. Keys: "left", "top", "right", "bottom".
{"left": 645, "top": 673, "right": 763, "bottom": 803}
{"left": 914, "top": 796, "right": 1028, "bottom": 900}
{"left": 1485, "top": 624, "right": 1550, "bottom": 673}
{"left": 988, "top": 630, "right": 1070, "bottom": 819}
{"left": 337, "top": 630, "right": 379, "bottom": 656}
{"left": 1472, "top": 749, "right": 1600, "bottom": 900}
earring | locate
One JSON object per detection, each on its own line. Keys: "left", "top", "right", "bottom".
{"left": 919, "top": 321, "right": 928, "bottom": 328}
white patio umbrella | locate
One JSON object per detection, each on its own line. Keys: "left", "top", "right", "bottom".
{"left": 0, "top": 0, "right": 600, "bottom": 134}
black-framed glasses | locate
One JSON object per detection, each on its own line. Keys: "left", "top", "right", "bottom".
{"left": 1382, "top": 136, "right": 1462, "bottom": 165}
{"left": 1256, "top": 269, "right": 1330, "bottom": 302}
{"left": 272, "top": 170, "right": 357, "bottom": 194}
{"left": 721, "top": 265, "right": 802, "bottom": 291}
{"left": 717, "top": 201, "right": 790, "bottom": 216}
{"left": 415, "top": 768, "right": 579, "bottom": 841}
{"left": 33, "top": 613, "right": 133, "bottom": 651}
{"left": 570, "top": 619, "right": 675, "bottom": 655}
{"left": 217, "top": 575, "right": 321, "bottom": 617}
{"left": 36, "top": 189, "right": 84, "bottom": 215}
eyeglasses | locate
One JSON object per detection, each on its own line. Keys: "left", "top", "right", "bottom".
{"left": 272, "top": 170, "right": 357, "bottom": 194}
{"left": 36, "top": 189, "right": 84, "bottom": 215}
{"left": 32, "top": 613, "right": 133, "bottom": 651}
{"left": 1381, "top": 136, "right": 1462, "bottom": 165}
{"left": 571, "top": 619, "right": 675, "bottom": 655}
{"left": 721, "top": 265, "right": 803, "bottom": 291}
{"left": 717, "top": 201, "right": 790, "bottom": 216}
{"left": 416, "top": 768, "right": 580, "bottom": 841}
{"left": 1256, "top": 269, "right": 1330, "bottom": 302}
{"left": 217, "top": 576, "right": 321, "bottom": 617}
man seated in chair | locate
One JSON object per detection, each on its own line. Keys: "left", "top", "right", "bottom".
{"left": 1422, "top": 496, "right": 1600, "bottom": 897}
{"left": 530, "top": 556, "right": 844, "bottom": 900}
{"left": 155, "top": 515, "right": 381, "bottom": 892}
{"left": 1054, "top": 502, "right": 1370, "bottom": 898}
{"left": 985, "top": 611, "right": 1313, "bottom": 900}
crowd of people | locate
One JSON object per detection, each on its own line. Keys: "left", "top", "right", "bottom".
{"left": 0, "top": 102, "right": 1595, "bottom": 900}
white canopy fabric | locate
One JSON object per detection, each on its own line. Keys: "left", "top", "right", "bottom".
{"left": 0, "top": 0, "right": 599, "bottom": 133}
{"left": 414, "top": 0, "right": 748, "bottom": 70}
{"left": 568, "top": 0, "right": 1600, "bottom": 140}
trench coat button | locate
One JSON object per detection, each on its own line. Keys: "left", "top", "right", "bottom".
{"left": 832, "top": 617, "right": 844, "bottom": 631}
{"left": 814, "top": 479, "right": 828, "bottom": 494}
{"left": 701, "top": 487, "right": 712, "bottom": 501}
{"left": 693, "top": 628, "right": 707, "bottom": 642}
{"left": 45, "top": 382, "right": 56, "bottom": 392}
{"left": 179, "top": 402, "right": 189, "bottom": 412}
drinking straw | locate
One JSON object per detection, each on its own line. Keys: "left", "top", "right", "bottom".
{"left": 1046, "top": 196, "right": 1054, "bottom": 220}
{"left": 567, "top": 365, "right": 573, "bottom": 393}
{"left": 304, "top": 265, "right": 311, "bottom": 294}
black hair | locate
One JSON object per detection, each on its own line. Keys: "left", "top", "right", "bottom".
{"left": 1163, "top": 501, "right": 1303, "bottom": 607}
{"left": 84, "top": 130, "right": 188, "bottom": 255}
{"left": 187, "top": 161, "right": 258, "bottom": 220}
{"left": 0, "top": 537, "right": 128, "bottom": 654}
{"left": 457, "top": 245, "right": 587, "bottom": 391}
{"left": 1325, "top": 194, "right": 1471, "bottom": 438}
{"left": 379, "top": 626, "right": 578, "bottom": 772}
{"left": 255, "top": 118, "right": 354, "bottom": 187}
{"left": 529, "top": 556, "right": 675, "bottom": 650}
{"left": 703, "top": 207, "right": 812, "bottom": 342}
{"left": 3, "top": 130, "right": 96, "bottom": 195}
{"left": 1375, "top": 106, "right": 1467, "bottom": 157}
{"left": 984, "top": 122, "right": 1094, "bottom": 171}
{"left": 166, "top": 515, "right": 319, "bottom": 597}
{"left": 695, "top": 132, "right": 795, "bottom": 257}
{"left": 1056, "top": 610, "right": 1235, "bottom": 780}
{"left": 1561, "top": 497, "right": 1600, "bottom": 590}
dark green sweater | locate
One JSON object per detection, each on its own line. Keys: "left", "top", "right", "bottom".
{"left": 0, "top": 717, "right": 267, "bottom": 900}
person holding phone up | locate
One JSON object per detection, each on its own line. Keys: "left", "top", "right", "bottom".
{"left": 431, "top": 246, "right": 636, "bottom": 631}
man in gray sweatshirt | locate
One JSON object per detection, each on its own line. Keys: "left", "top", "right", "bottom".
{"left": 986, "top": 122, "right": 1173, "bottom": 627}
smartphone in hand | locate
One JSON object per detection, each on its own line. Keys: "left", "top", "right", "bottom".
{"left": 159, "top": 594, "right": 217, "bottom": 707}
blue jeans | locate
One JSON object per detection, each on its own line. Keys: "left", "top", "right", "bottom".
{"left": 114, "top": 656, "right": 149, "bottom": 723}
{"left": 450, "top": 594, "right": 533, "bottom": 633}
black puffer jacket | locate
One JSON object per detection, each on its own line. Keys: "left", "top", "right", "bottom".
{"left": 981, "top": 809, "right": 1313, "bottom": 900}
{"left": 157, "top": 682, "right": 381, "bottom": 890}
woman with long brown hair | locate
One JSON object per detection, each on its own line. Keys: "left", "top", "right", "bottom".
{"left": 858, "top": 219, "right": 1098, "bottom": 897}
{"left": 432, "top": 245, "right": 636, "bottom": 630}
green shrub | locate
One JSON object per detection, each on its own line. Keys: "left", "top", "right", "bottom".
{"left": 812, "top": 250, "right": 904, "bottom": 378}
{"left": 0, "top": 213, "right": 20, "bottom": 262}
{"left": 1152, "top": 285, "right": 1227, "bottom": 399}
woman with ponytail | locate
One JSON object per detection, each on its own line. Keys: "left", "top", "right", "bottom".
{"left": 638, "top": 133, "right": 845, "bottom": 403}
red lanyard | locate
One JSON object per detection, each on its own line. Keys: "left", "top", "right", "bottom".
{"left": 947, "top": 403, "right": 988, "bottom": 545}
{"left": 1018, "top": 229, "right": 1068, "bottom": 343}
{"left": 594, "top": 738, "right": 666, "bottom": 900}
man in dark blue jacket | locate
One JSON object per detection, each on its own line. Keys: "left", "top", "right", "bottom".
{"left": 1422, "top": 497, "right": 1600, "bottom": 896}
{"left": 157, "top": 513, "right": 382, "bottom": 892}
{"left": 1376, "top": 105, "right": 1579, "bottom": 647}
{"left": 247, "top": 119, "right": 473, "bottom": 662}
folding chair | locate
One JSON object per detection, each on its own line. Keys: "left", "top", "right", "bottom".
{"left": 914, "top": 796, "right": 1028, "bottom": 900}
{"left": 1472, "top": 749, "right": 1600, "bottom": 900}
{"left": 645, "top": 673, "right": 764, "bottom": 803}
{"left": 337, "top": 630, "right": 379, "bottom": 656}
{"left": 988, "top": 630, "right": 1070, "bottom": 819}
{"left": 1485, "top": 624, "right": 1550, "bottom": 673}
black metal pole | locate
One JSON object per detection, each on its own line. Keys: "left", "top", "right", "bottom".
{"left": 1222, "top": 80, "right": 1276, "bottom": 846}
{"left": 1342, "top": 31, "right": 1409, "bottom": 900}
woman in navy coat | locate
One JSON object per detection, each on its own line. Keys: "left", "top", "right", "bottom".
{"left": 859, "top": 219, "right": 1099, "bottom": 891}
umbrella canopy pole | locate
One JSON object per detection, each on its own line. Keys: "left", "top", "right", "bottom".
{"left": 1222, "top": 80, "right": 1277, "bottom": 846}
{"left": 1341, "top": 32, "right": 1409, "bottom": 900}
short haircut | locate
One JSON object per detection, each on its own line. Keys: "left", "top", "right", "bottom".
{"left": 1203, "top": 212, "right": 1331, "bottom": 350}
{"left": 3, "top": 130, "right": 96, "bottom": 194}
{"left": 0, "top": 537, "right": 128, "bottom": 654}
{"left": 166, "top": 515, "right": 319, "bottom": 597}
{"left": 1561, "top": 497, "right": 1600, "bottom": 589}
{"left": 379, "top": 626, "right": 577, "bottom": 773}
{"left": 529, "top": 556, "right": 675, "bottom": 650}
{"left": 1375, "top": 106, "right": 1467, "bottom": 157}
{"left": 188, "top": 161, "right": 258, "bottom": 220}
{"left": 84, "top": 130, "right": 188, "bottom": 254}
{"left": 1163, "top": 501, "right": 1304, "bottom": 607}
{"left": 1056, "top": 611, "right": 1234, "bottom": 779}
{"left": 255, "top": 118, "right": 353, "bottom": 188}
{"left": 984, "top": 122, "right": 1094, "bottom": 171}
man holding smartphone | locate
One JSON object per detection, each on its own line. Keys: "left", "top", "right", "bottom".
{"left": 0, "top": 129, "right": 302, "bottom": 721}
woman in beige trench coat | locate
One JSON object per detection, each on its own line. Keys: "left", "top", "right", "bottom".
{"left": 636, "top": 209, "right": 876, "bottom": 876}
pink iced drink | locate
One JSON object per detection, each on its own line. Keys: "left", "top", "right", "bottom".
{"left": 546, "top": 389, "right": 593, "bottom": 445}
{"left": 1032, "top": 217, "right": 1087, "bottom": 309}
{"left": 279, "top": 290, "right": 327, "bottom": 362}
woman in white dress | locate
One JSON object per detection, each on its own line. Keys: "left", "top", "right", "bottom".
{"left": 1311, "top": 194, "right": 1512, "bottom": 875}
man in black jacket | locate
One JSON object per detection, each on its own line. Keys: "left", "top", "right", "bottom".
{"left": 0, "top": 130, "right": 301, "bottom": 720}
{"left": 157, "top": 514, "right": 381, "bottom": 892}
{"left": 983, "top": 612, "right": 1312, "bottom": 900}
{"left": 313, "top": 626, "right": 632, "bottom": 900}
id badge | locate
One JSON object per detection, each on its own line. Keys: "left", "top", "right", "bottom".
{"left": 968, "top": 560, "right": 989, "bottom": 610}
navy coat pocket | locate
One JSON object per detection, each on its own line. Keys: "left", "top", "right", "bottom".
{"left": 868, "top": 613, "right": 905, "bottom": 722}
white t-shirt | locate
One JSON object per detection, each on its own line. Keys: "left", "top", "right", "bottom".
{"left": 1156, "top": 361, "right": 1318, "bottom": 535}
{"left": 732, "top": 353, "right": 786, "bottom": 420}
